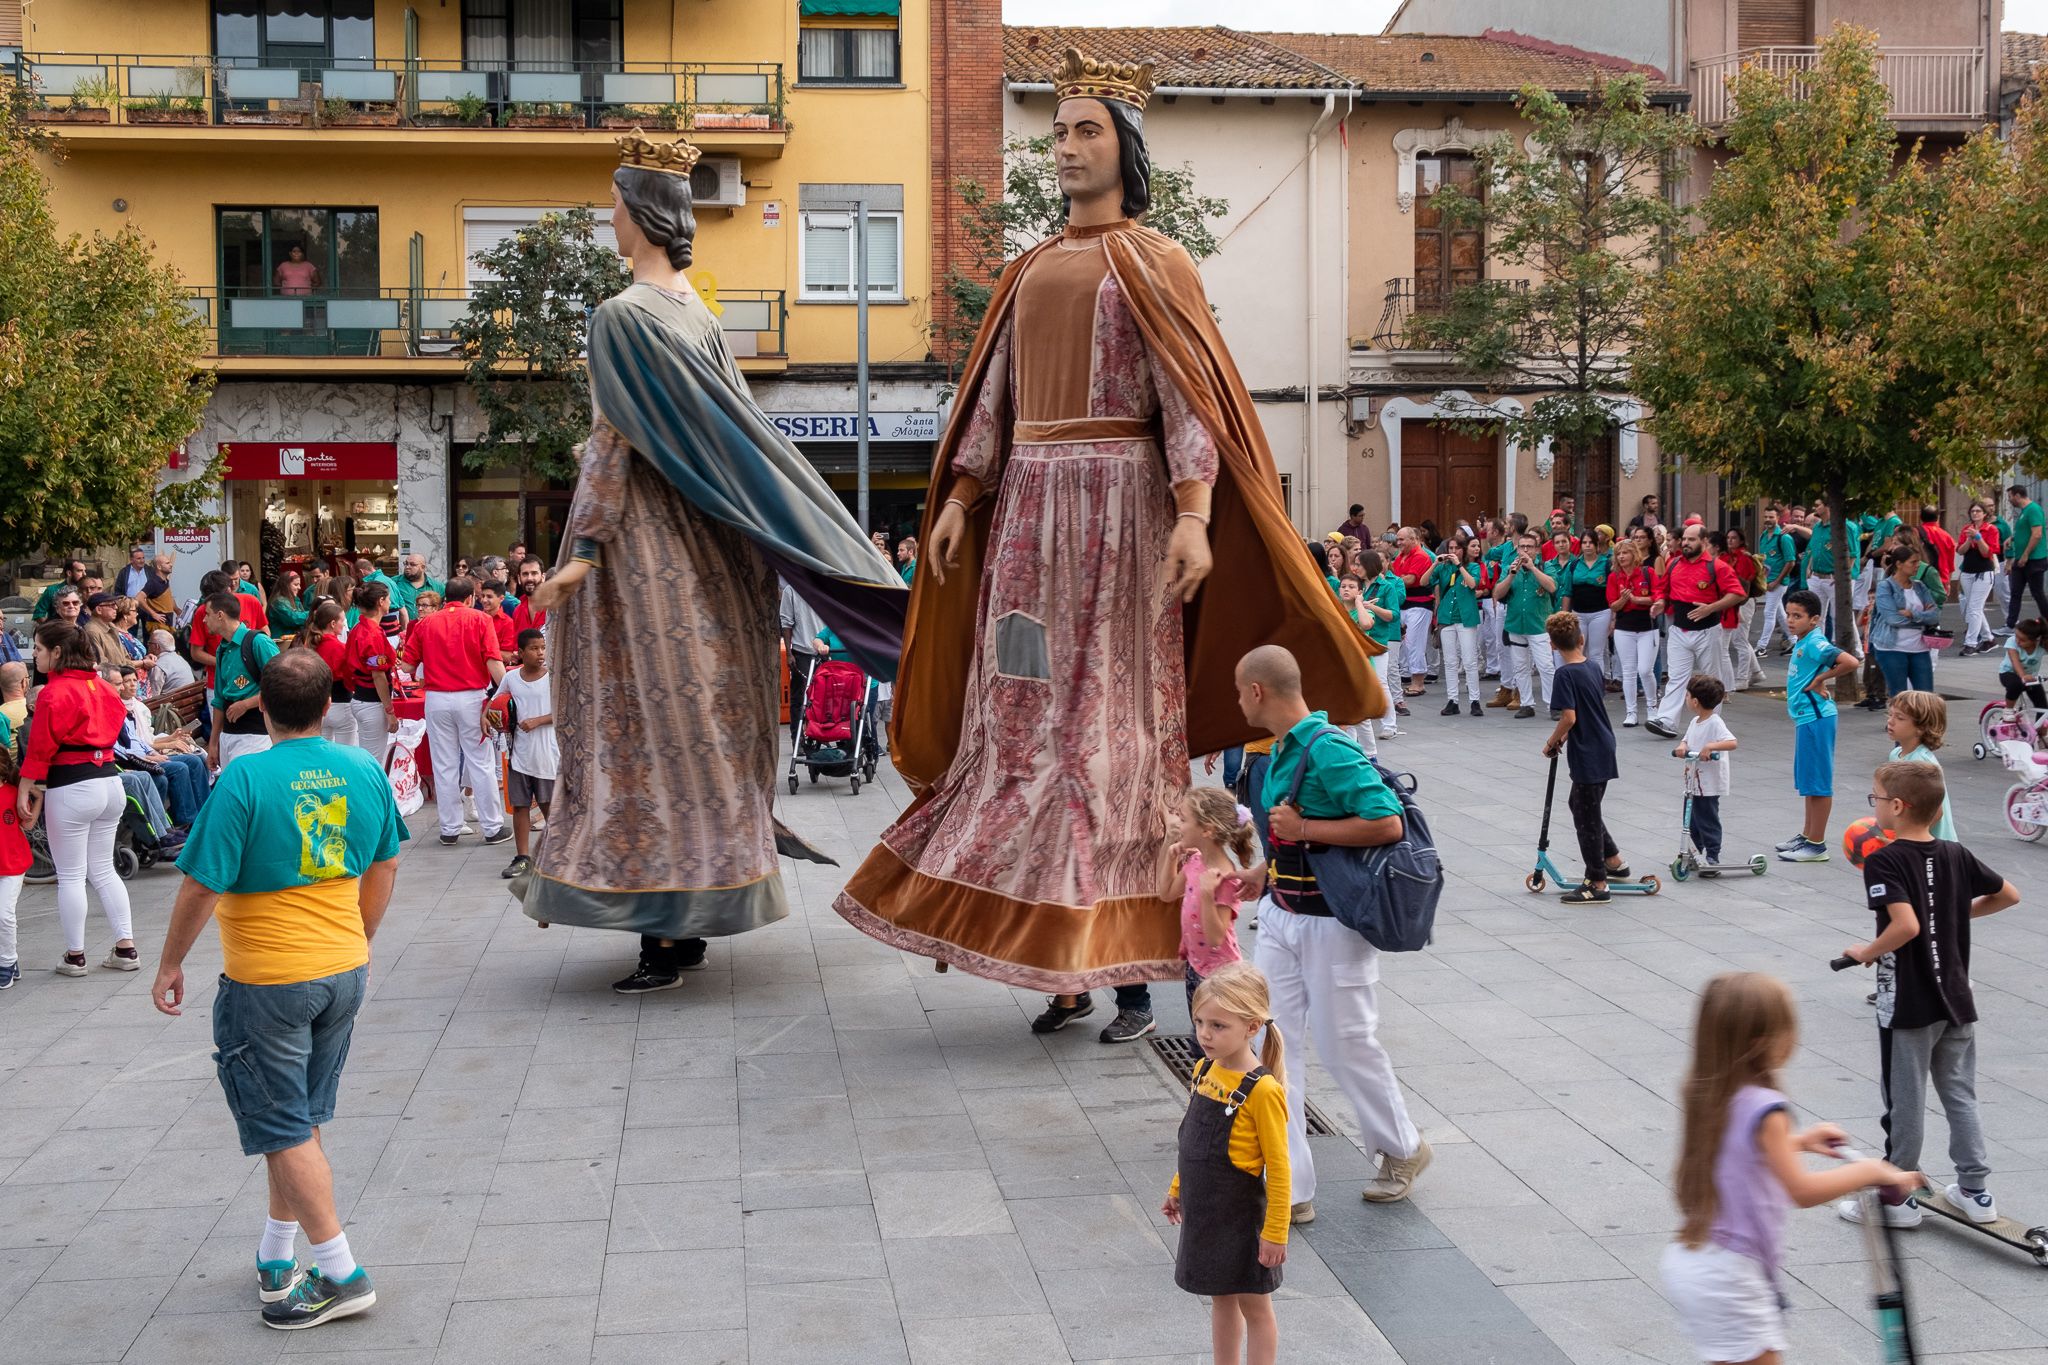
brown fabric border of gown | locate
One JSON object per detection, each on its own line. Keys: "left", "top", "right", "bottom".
{"left": 836, "top": 844, "right": 1184, "bottom": 995}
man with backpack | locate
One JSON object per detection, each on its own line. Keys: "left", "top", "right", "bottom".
{"left": 1235, "top": 645, "right": 1431, "bottom": 1222}
{"left": 205, "top": 593, "right": 280, "bottom": 770}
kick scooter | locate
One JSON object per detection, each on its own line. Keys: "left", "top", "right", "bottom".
{"left": 1839, "top": 1147, "right": 1921, "bottom": 1362}
{"left": 1668, "top": 753, "right": 1767, "bottom": 882}
{"left": 1524, "top": 753, "right": 1660, "bottom": 896}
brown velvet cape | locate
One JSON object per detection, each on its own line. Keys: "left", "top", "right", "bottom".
{"left": 888, "top": 223, "right": 1385, "bottom": 790}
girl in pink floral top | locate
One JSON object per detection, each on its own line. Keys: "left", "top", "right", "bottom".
{"left": 1161, "top": 788, "right": 1266, "bottom": 1007}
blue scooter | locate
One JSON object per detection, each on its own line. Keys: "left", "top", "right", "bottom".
{"left": 1524, "top": 752, "right": 1660, "bottom": 896}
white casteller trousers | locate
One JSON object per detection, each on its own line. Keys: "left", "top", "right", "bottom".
{"left": 1754, "top": 585, "right": 1790, "bottom": 655}
{"left": 1399, "top": 606, "right": 1432, "bottom": 683}
{"left": 1960, "top": 570, "right": 1998, "bottom": 650}
{"left": 1479, "top": 598, "right": 1504, "bottom": 676}
{"left": 1613, "top": 628, "right": 1660, "bottom": 725}
{"left": 1254, "top": 898, "right": 1421, "bottom": 1205}
{"left": 1656, "top": 626, "right": 1724, "bottom": 728}
{"left": 1371, "top": 654, "right": 1398, "bottom": 736}
{"left": 321, "top": 706, "right": 357, "bottom": 749}
{"left": 350, "top": 700, "right": 390, "bottom": 769}
{"left": 43, "top": 776, "right": 133, "bottom": 955}
{"left": 424, "top": 688, "right": 504, "bottom": 838}
{"left": 1508, "top": 632, "right": 1556, "bottom": 707}
{"left": 219, "top": 731, "right": 272, "bottom": 767}
{"left": 1439, "top": 624, "right": 1481, "bottom": 705}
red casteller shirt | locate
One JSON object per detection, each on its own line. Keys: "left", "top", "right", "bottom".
{"left": 1722, "top": 550, "right": 1760, "bottom": 628}
{"left": 20, "top": 670, "right": 128, "bottom": 783}
{"left": 402, "top": 602, "right": 502, "bottom": 692}
{"left": 314, "top": 632, "right": 353, "bottom": 695}
{"left": 1540, "top": 535, "right": 1583, "bottom": 561}
{"left": 1921, "top": 523, "right": 1957, "bottom": 586}
{"left": 1391, "top": 547, "right": 1436, "bottom": 608}
{"left": 511, "top": 598, "right": 549, "bottom": 636}
{"left": 343, "top": 616, "right": 394, "bottom": 699}
{"left": 479, "top": 607, "right": 519, "bottom": 661}
{"left": 1660, "top": 554, "right": 1745, "bottom": 632}
{"left": 188, "top": 589, "right": 268, "bottom": 685}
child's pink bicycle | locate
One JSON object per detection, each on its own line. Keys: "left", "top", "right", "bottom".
{"left": 1973, "top": 697, "right": 2048, "bottom": 761}
{"left": 1998, "top": 739, "right": 2048, "bottom": 842}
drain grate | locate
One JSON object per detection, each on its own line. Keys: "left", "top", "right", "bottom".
{"left": 1150, "top": 1033, "right": 1338, "bottom": 1136}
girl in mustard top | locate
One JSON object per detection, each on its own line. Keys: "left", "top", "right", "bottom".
{"left": 1164, "top": 961, "right": 1290, "bottom": 1365}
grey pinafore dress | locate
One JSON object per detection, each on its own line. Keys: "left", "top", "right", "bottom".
{"left": 1174, "top": 1060, "right": 1283, "bottom": 1297}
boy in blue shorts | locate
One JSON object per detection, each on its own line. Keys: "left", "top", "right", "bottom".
{"left": 1779, "top": 589, "right": 1862, "bottom": 862}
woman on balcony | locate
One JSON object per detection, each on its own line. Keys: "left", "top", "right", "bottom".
{"left": 273, "top": 245, "right": 320, "bottom": 297}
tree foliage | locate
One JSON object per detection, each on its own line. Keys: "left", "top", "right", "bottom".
{"left": 1903, "top": 95, "right": 2048, "bottom": 470}
{"left": 0, "top": 78, "right": 217, "bottom": 560}
{"left": 1631, "top": 26, "right": 1992, "bottom": 661}
{"left": 1406, "top": 75, "right": 1697, "bottom": 464}
{"left": 457, "top": 208, "right": 631, "bottom": 482}
{"left": 937, "top": 132, "right": 1228, "bottom": 365}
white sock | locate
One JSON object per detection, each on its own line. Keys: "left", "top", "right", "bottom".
{"left": 259, "top": 1218, "right": 298, "bottom": 1265}
{"left": 309, "top": 1231, "right": 359, "bottom": 1282}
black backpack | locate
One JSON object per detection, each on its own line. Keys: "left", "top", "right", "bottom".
{"left": 1277, "top": 725, "right": 1444, "bottom": 953}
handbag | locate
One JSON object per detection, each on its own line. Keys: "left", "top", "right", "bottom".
{"left": 1277, "top": 726, "right": 1442, "bottom": 953}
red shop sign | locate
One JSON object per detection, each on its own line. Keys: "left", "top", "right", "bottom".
{"left": 220, "top": 441, "right": 398, "bottom": 481}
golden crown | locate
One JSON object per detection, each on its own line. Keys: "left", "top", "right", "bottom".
{"left": 1053, "top": 46, "right": 1156, "bottom": 111}
{"left": 616, "top": 130, "right": 702, "bottom": 177}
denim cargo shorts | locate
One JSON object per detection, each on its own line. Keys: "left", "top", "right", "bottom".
{"left": 211, "top": 965, "right": 368, "bottom": 1156}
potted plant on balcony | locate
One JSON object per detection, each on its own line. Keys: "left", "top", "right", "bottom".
{"left": 319, "top": 95, "right": 400, "bottom": 128}
{"left": 30, "top": 74, "right": 114, "bottom": 124}
{"left": 504, "top": 101, "right": 581, "bottom": 129}
{"left": 691, "top": 102, "right": 772, "bottom": 131}
{"left": 414, "top": 91, "right": 493, "bottom": 128}
{"left": 598, "top": 103, "right": 680, "bottom": 131}
{"left": 125, "top": 91, "right": 207, "bottom": 125}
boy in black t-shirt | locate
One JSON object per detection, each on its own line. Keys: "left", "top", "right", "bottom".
{"left": 1539, "top": 611, "right": 1626, "bottom": 905}
{"left": 1840, "top": 760, "right": 2019, "bottom": 1229}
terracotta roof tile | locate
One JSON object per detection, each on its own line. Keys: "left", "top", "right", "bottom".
{"left": 1003, "top": 25, "right": 1349, "bottom": 92}
{"left": 2005, "top": 31, "right": 2047, "bottom": 84}
{"left": 1255, "top": 31, "right": 1683, "bottom": 98}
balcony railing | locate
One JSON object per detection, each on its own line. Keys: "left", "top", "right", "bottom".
{"left": 1690, "top": 46, "right": 1986, "bottom": 127}
{"left": 183, "top": 286, "right": 788, "bottom": 361}
{"left": 9, "top": 51, "right": 785, "bottom": 132}
{"left": 1369, "top": 277, "right": 1531, "bottom": 352}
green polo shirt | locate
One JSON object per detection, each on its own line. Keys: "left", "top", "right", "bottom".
{"left": 212, "top": 624, "right": 279, "bottom": 708}
{"left": 388, "top": 573, "right": 444, "bottom": 617}
{"left": 269, "top": 596, "right": 309, "bottom": 640}
{"left": 1365, "top": 573, "right": 1406, "bottom": 644}
{"left": 1759, "top": 527, "right": 1797, "bottom": 586}
{"left": 1996, "top": 515, "right": 2014, "bottom": 553}
{"left": 1804, "top": 521, "right": 1860, "bottom": 576}
{"left": 32, "top": 580, "right": 72, "bottom": 621}
{"left": 1428, "top": 558, "right": 1483, "bottom": 627}
{"left": 1260, "top": 711, "right": 1404, "bottom": 823}
{"left": 2016, "top": 501, "right": 2048, "bottom": 563}
{"left": 1500, "top": 558, "right": 1554, "bottom": 635}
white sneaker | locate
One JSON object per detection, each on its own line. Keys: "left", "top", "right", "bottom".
{"left": 1836, "top": 1195, "right": 1922, "bottom": 1228}
{"left": 1945, "top": 1183, "right": 1998, "bottom": 1224}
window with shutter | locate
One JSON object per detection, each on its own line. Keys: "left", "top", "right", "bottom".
{"left": 462, "top": 207, "right": 617, "bottom": 284}
{"left": 799, "top": 211, "right": 902, "bottom": 301}
{"left": 0, "top": 0, "right": 22, "bottom": 45}
{"left": 1738, "top": 0, "right": 1810, "bottom": 48}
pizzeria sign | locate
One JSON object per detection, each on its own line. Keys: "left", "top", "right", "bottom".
{"left": 768, "top": 411, "right": 939, "bottom": 443}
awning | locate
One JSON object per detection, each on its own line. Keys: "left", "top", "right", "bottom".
{"left": 799, "top": 0, "right": 899, "bottom": 15}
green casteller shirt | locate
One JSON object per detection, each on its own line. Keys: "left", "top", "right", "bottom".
{"left": 1364, "top": 573, "right": 1406, "bottom": 644}
{"left": 269, "top": 596, "right": 309, "bottom": 640}
{"left": 1805, "top": 520, "right": 1861, "bottom": 576}
{"left": 387, "top": 573, "right": 444, "bottom": 618}
{"left": 1556, "top": 552, "right": 1611, "bottom": 607}
{"left": 1866, "top": 514, "right": 1901, "bottom": 563}
{"left": 1760, "top": 528, "right": 1798, "bottom": 586}
{"left": 1996, "top": 515, "right": 2015, "bottom": 555}
{"left": 2016, "top": 501, "right": 2048, "bottom": 563}
{"left": 1260, "top": 711, "right": 1404, "bottom": 823}
{"left": 213, "top": 624, "right": 280, "bottom": 709}
{"left": 1499, "top": 557, "right": 1556, "bottom": 636}
{"left": 1428, "top": 558, "right": 1483, "bottom": 627}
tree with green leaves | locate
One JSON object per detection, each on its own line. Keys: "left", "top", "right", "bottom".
{"left": 1631, "top": 27, "right": 1988, "bottom": 671}
{"left": 937, "top": 132, "right": 1227, "bottom": 366}
{"left": 457, "top": 208, "right": 631, "bottom": 482}
{"left": 1404, "top": 74, "right": 1698, "bottom": 485}
{"left": 0, "top": 78, "right": 218, "bottom": 560}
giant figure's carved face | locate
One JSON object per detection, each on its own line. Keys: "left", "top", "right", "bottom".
{"left": 1053, "top": 97, "right": 1122, "bottom": 205}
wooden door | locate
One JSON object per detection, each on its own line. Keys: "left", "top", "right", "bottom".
{"left": 1738, "top": 0, "right": 1810, "bottom": 47}
{"left": 1414, "top": 154, "right": 1484, "bottom": 310}
{"left": 1553, "top": 429, "right": 1616, "bottom": 532}
{"left": 1404, "top": 422, "right": 1498, "bottom": 534}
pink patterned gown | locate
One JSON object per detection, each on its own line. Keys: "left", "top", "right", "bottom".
{"left": 834, "top": 221, "right": 1219, "bottom": 992}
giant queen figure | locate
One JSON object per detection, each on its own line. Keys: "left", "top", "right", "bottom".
{"left": 834, "top": 49, "right": 1382, "bottom": 1036}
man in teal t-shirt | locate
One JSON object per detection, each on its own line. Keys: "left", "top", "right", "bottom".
{"left": 1235, "top": 644, "right": 1430, "bottom": 1205}
{"left": 1756, "top": 507, "right": 1799, "bottom": 655}
{"left": 387, "top": 554, "right": 444, "bottom": 622}
{"left": 2008, "top": 485, "right": 2048, "bottom": 626}
{"left": 205, "top": 592, "right": 281, "bottom": 770}
{"left": 1803, "top": 505, "right": 1859, "bottom": 637}
{"left": 1492, "top": 531, "right": 1557, "bottom": 716}
{"left": 1361, "top": 559, "right": 1407, "bottom": 739}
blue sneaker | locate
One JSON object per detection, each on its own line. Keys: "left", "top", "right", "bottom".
{"left": 261, "top": 1266, "right": 375, "bottom": 1330}
{"left": 0, "top": 961, "right": 17, "bottom": 990}
{"left": 257, "top": 1258, "right": 304, "bottom": 1304}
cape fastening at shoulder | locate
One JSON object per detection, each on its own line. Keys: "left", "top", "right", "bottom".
{"left": 588, "top": 286, "right": 907, "bottom": 680}
{"left": 889, "top": 225, "right": 1383, "bottom": 787}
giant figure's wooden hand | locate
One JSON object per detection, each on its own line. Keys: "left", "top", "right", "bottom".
{"left": 531, "top": 560, "right": 591, "bottom": 614}
{"left": 928, "top": 501, "right": 968, "bottom": 586}
{"left": 1167, "top": 516, "right": 1213, "bottom": 603}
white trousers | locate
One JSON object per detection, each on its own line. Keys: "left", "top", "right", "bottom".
{"left": 43, "top": 777, "right": 133, "bottom": 954}
{"left": 1254, "top": 899, "right": 1420, "bottom": 1204}
{"left": 219, "top": 731, "right": 272, "bottom": 767}
{"left": 321, "top": 705, "right": 357, "bottom": 749}
{"left": 1479, "top": 598, "right": 1504, "bottom": 675}
{"left": 1371, "top": 654, "right": 1397, "bottom": 736}
{"left": 1656, "top": 627, "right": 1723, "bottom": 727}
{"left": 1806, "top": 573, "right": 1835, "bottom": 638}
{"left": 1439, "top": 624, "right": 1481, "bottom": 704}
{"left": 1961, "top": 570, "right": 1998, "bottom": 648}
{"left": 1726, "top": 599, "right": 1763, "bottom": 688}
{"left": 350, "top": 700, "right": 390, "bottom": 769}
{"left": 1345, "top": 721, "right": 1377, "bottom": 758}
{"left": 1614, "top": 628, "right": 1660, "bottom": 724}
{"left": 0, "top": 873, "right": 21, "bottom": 965}
{"left": 1400, "top": 606, "right": 1432, "bottom": 682}
{"left": 1754, "top": 585, "right": 1790, "bottom": 655}
{"left": 1509, "top": 632, "right": 1555, "bottom": 706}
{"left": 1578, "top": 609, "right": 1613, "bottom": 682}
{"left": 425, "top": 688, "right": 505, "bottom": 837}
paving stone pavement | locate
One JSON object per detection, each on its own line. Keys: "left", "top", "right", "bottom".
{"left": 2, "top": 645, "right": 2046, "bottom": 1363}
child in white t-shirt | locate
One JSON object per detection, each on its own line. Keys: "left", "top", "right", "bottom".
{"left": 1673, "top": 674, "right": 1738, "bottom": 872}
{"left": 500, "top": 628, "right": 559, "bottom": 882}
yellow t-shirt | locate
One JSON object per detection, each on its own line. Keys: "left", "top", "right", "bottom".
{"left": 215, "top": 882, "right": 370, "bottom": 987}
{"left": 1169, "top": 1062, "right": 1292, "bottom": 1243}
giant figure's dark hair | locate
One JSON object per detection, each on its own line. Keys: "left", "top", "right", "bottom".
{"left": 613, "top": 166, "right": 698, "bottom": 270}
{"left": 1060, "top": 99, "right": 1152, "bottom": 221}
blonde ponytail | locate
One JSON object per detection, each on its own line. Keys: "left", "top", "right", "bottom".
{"left": 1191, "top": 962, "right": 1284, "bottom": 1081}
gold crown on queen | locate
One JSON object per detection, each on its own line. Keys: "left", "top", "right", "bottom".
{"left": 616, "top": 130, "right": 702, "bottom": 176}
{"left": 1053, "top": 46, "right": 1155, "bottom": 111}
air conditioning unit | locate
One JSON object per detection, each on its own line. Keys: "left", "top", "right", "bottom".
{"left": 691, "top": 157, "right": 746, "bottom": 208}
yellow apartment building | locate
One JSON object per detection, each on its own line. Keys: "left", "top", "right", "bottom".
{"left": 8, "top": 0, "right": 998, "bottom": 593}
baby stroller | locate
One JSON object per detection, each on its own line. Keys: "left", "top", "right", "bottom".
{"left": 787, "top": 659, "right": 879, "bottom": 795}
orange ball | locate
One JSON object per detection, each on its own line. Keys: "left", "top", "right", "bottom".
{"left": 1843, "top": 816, "right": 1894, "bottom": 869}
